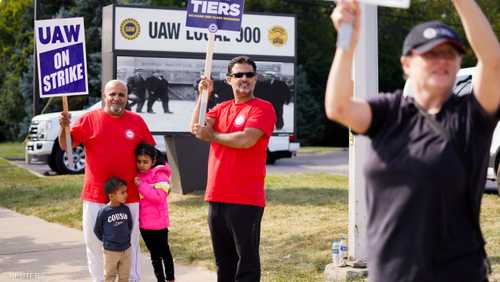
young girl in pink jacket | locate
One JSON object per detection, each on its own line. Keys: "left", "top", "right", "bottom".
{"left": 134, "top": 143, "right": 175, "bottom": 282}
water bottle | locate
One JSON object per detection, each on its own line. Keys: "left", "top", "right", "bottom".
{"left": 331, "top": 240, "right": 339, "bottom": 265}
{"left": 339, "top": 237, "right": 348, "bottom": 266}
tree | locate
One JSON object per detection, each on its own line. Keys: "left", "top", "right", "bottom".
{"left": 295, "top": 66, "right": 328, "bottom": 145}
{"left": 0, "top": 0, "right": 33, "bottom": 141}
{"left": 378, "top": 0, "right": 500, "bottom": 91}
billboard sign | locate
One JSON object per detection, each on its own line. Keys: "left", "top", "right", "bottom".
{"left": 114, "top": 7, "right": 294, "bottom": 57}
{"left": 35, "top": 17, "right": 88, "bottom": 98}
{"left": 185, "top": 0, "right": 244, "bottom": 32}
{"left": 104, "top": 5, "right": 295, "bottom": 134}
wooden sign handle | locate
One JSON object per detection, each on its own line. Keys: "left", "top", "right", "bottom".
{"left": 62, "top": 96, "right": 74, "bottom": 170}
{"left": 198, "top": 32, "right": 215, "bottom": 125}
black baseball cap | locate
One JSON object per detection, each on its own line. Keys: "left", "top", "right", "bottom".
{"left": 402, "top": 21, "right": 465, "bottom": 56}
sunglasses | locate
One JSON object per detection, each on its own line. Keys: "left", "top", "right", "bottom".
{"left": 229, "top": 72, "right": 256, "bottom": 78}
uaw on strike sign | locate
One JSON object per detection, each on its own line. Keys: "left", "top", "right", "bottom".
{"left": 35, "top": 17, "right": 88, "bottom": 98}
{"left": 186, "top": 0, "right": 244, "bottom": 32}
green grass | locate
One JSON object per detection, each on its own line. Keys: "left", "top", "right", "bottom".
{"left": 165, "top": 172, "right": 349, "bottom": 281}
{"left": 0, "top": 142, "right": 499, "bottom": 281}
{"left": 299, "top": 146, "right": 345, "bottom": 155}
{"left": 0, "top": 156, "right": 347, "bottom": 281}
{"left": 0, "top": 141, "right": 25, "bottom": 159}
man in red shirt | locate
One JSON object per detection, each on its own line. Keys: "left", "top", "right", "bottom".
{"left": 59, "top": 80, "right": 155, "bottom": 282}
{"left": 191, "top": 56, "right": 276, "bottom": 281}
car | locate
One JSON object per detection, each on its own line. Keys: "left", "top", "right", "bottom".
{"left": 404, "top": 67, "right": 499, "bottom": 195}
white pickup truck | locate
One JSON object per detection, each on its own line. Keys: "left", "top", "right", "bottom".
{"left": 25, "top": 102, "right": 300, "bottom": 174}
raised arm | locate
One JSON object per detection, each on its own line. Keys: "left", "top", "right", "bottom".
{"left": 58, "top": 111, "right": 73, "bottom": 150}
{"left": 324, "top": 0, "right": 372, "bottom": 134}
{"left": 453, "top": 0, "right": 500, "bottom": 115}
{"left": 190, "top": 76, "right": 213, "bottom": 130}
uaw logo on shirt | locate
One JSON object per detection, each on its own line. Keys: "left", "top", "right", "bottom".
{"left": 268, "top": 26, "right": 288, "bottom": 47}
{"left": 234, "top": 115, "right": 246, "bottom": 127}
{"left": 125, "top": 129, "right": 135, "bottom": 140}
{"left": 120, "top": 18, "right": 140, "bottom": 40}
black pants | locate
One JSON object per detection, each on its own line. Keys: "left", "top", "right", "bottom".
{"left": 208, "top": 202, "right": 264, "bottom": 282}
{"left": 140, "top": 228, "right": 175, "bottom": 281}
{"left": 146, "top": 91, "right": 157, "bottom": 112}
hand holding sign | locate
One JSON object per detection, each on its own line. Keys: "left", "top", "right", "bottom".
{"left": 186, "top": 0, "right": 245, "bottom": 125}
{"left": 331, "top": 0, "right": 410, "bottom": 50}
{"left": 199, "top": 31, "right": 215, "bottom": 125}
{"left": 35, "top": 17, "right": 88, "bottom": 171}
{"left": 332, "top": 0, "right": 360, "bottom": 50}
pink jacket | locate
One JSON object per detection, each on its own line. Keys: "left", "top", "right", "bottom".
{"left": 137, "top": 164, "right": 172, "bottom": 230}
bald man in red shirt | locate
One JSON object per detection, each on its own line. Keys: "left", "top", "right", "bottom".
{"left": 59, "top": 80, "right": 155, "bottom": 282}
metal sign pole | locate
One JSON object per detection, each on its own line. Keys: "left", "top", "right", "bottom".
{"left": 348, "top": 3, "right": 378, "bottom": 263}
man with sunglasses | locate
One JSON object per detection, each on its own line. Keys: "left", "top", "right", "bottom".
{"left": 191, "top": 56, "right": 276, "bottom": 282}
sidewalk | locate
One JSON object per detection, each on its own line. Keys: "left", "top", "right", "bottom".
{"left": 0, "top": 207, "right": 216, "bottom": 282}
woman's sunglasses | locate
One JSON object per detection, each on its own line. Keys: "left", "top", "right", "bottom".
{"left": 228, "top": 72, "right": 256, "bottom": 78}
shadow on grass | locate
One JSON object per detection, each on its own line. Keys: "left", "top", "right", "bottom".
{"left": 490, "top": 256, "right": 499, "bottom": 266}
{"left": 267, "top": 187, "right": 348, "bottom": 206}
{"left": 172, "top": 187, "right": 348, "bottom": 207}
{"left": 171, "top": 191, "right": 205, "bottom": 208}
{"left": 0, "top": 184, "right": 81, "bottom": 210}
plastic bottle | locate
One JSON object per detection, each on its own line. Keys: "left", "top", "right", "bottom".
{"left": 339, "top": 237, "right": 348, "bottom": 266}
{"left": 331, "top": 240, "right": 339, "bottom": 265}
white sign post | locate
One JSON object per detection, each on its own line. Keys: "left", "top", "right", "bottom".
{"left": 357, "top": 0, "right": 409, "bottom": 8}
{"left": 324, "top": 1, "right": 411, "bottom": 279}
{"left": 349, "top": 3, "right": 378, "bottom": 264}
{"left": 34, "top": 17, "right": 88, "bottom": 170}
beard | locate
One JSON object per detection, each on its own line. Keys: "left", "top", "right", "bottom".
{"left": 109, "top": 103, "right": 125, "bottom": 115}
{"left": 236, "top": 82, "right": 253, "bottom": 94}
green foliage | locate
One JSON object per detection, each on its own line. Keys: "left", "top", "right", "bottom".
{"left": 0, "top": 0, "right": 32, "bottom": 141}
{"left": 67, "top": 0, "right": 113, "bottom": 97}
{"left": 378, "top": 0, "right": 500, "bottom": 91}
{"left": 296, "top": 66, "right": 326, "bottom": 145}
{"left": 150, "top": 0, "right": 183, "bottom": 7}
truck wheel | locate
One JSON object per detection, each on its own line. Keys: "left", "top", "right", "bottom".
{"left": 266, "top": 150, "right": 276, "bottom": 165}
{"left": 52, "top": 144, "right": 85, "bottom": 174}
{"left": 48, "top": 152, "right": 58, "bottom": 172}
{"left": 497, "top": 165, "right": 500, "bottom": 195}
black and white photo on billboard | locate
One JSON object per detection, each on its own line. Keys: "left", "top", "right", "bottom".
{"left": 117, "top": 56, "right": 295, "bottom": 134}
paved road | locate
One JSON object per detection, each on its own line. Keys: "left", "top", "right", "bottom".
{"left": 267, "top": 149, "right": 348, "bottom": 175}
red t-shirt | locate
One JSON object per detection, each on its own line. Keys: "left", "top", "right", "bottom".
{"left": 71, "top": 109, "right": 155, "bottom": 203}
{"left": 205, "top": 98, "right": 276, "bottom": 207}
